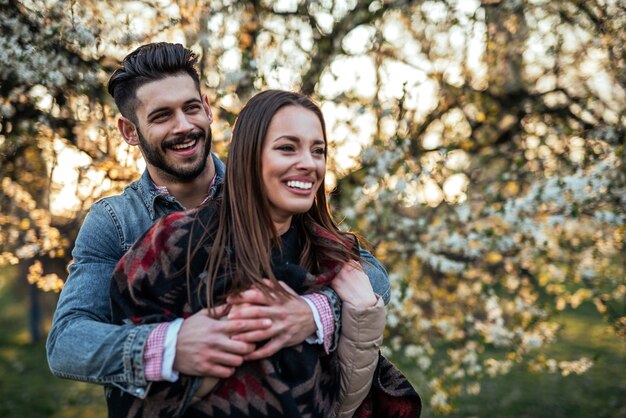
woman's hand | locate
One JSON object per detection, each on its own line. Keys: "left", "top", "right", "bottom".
{"left": 331, "top": 261, "right": 378, "bottom": 308}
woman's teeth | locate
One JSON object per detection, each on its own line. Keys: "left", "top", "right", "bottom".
{"left": 286, "top": 180, "right": 313, "bottom": 190}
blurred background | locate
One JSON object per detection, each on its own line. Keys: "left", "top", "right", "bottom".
{"left": 0, "top": 0, "right": 624, "bottom": 417}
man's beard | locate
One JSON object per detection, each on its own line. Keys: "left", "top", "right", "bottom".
{"left": 137, "top": 128, "right": 212, "bottom": 183}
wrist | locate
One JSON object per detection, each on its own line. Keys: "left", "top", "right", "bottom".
{"left": 301, "top": 293, "right": 335, "bottom": 352}
{"left": 350, "top": 290, "right": 378, "bottom": 308}
{"left": 162, "top": 318, "right": 183, "bottom": 381}
{"left": 300, "top": 295, "right": 324, "bottom": 343}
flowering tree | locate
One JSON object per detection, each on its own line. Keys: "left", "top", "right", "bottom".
{"left": 1, "top": 0, "right": 624, "bottom": 413}
{"left": 330, "top": 1, "right": 626, "bottom": 411}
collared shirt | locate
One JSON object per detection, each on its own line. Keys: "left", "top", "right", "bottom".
{"left": 153, "top": 172, "right": 217, "bottom": 209}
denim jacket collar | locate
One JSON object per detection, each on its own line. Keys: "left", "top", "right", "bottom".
{"left": 136, "top": 152, "right": 226, "bottom": 220}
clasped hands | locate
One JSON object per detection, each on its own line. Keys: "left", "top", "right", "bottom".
{"left": 174, "top": 262, "right": 376, "bottom": 379}
{"left": 173, "top": 279, "right": 316, "bottom": 379}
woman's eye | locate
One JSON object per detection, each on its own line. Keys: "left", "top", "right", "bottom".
{"left": 277, "top": 145, "right": 295, "bottom": 152}
{"left": 313, "top": 147, "right": 326, "bottom": 155}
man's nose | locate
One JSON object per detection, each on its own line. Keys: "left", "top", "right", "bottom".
{"left": 172, "top": 110, "right": 193, "bottom": 134}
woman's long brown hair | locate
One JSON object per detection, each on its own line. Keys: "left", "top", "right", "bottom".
{"left": 188, "top": 90, "right": 362, "bottom": 308}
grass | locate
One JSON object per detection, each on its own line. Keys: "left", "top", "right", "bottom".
{"left": 397, "top": 302, "right": 626, "bottom": 418}
{"left": 1, "top": 265, "right": 624, "bottom": 417}
{"left": 0, "top": 266, "right": 106, "bottom": 418}
{"left": 447, "top": 304, "right": 626, "bottom": 418}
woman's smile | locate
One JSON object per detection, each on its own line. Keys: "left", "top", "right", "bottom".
{"left": 261, "top": 105, "right": 326, "bottom": 230}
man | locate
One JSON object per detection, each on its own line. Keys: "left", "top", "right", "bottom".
{"left": 46, "top": 42, "right": 390, "bottom": 400}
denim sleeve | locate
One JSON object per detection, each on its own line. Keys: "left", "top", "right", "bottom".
{"left": 359, "top": 248, "right": 391, "bottom": 305}
{"left": 46, "top": 203, "right": 155, "bottom": 398}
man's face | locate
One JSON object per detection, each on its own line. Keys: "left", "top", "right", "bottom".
{"left": 132, "top": 74, "right": 213, "bottom": 183}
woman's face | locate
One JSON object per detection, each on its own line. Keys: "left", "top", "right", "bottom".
{"left": 261, "top": 105, "right": 326, "bottom": 232}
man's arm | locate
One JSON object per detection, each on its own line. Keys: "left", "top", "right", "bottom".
{"left": 47, "top": 203, "right": 269, "bottom": 396}
{"left": 46, "top": 203, "right": 156, "bottom": 397}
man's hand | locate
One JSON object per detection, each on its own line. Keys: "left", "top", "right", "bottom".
{"left": 226, "top": 280, "right": 316, "bottom": 361}
{"left": 173, "top": 305, "right": 272, "bottom": 378}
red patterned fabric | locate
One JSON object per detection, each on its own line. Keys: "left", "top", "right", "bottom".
{"left": 108, "top": 203, "right": 421, "bottom": 417}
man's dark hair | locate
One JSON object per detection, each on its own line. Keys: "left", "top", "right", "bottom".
{"left": 107, "top": 42, "right": 201, "bottom": 124}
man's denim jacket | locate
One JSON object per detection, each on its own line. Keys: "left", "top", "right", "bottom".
{"left": 46, "top": 153, "right": 390, "bottom": 398}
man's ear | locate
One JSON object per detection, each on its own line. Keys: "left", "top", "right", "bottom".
{"left": 118, "top": 116, "right": 139, "bottom": 146}
{"left": 202, "top": 94, "right": 213, "bottom": 124}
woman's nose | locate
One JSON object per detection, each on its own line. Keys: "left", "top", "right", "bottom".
{"left": 296, "top": 152, "right": 316, "bottom": 170}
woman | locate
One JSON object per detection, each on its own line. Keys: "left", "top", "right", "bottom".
{"left": 109, "top": 90, "right": 420, "bottom": 417}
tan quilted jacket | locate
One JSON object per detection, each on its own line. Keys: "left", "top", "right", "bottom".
{"left": 334, "top": 296, "right": 386, "bottom": 417}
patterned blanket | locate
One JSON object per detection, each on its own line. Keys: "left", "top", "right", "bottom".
{"left": 109, "top": 205, "right": 421, "bottom": 417}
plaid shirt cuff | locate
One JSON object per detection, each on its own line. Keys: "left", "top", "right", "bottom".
{"left": 144, "top": 322, "right": 168, "bottom": 381}
{"left": 301, "top": 293, "right": 335, "bottom": 354}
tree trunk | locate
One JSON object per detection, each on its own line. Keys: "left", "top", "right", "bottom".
{"left": 483, "top": 0, "right": 528, "bottom": 96}
{"left": 29, "top": 281, "right": 41, "bottom": 343}
{"left": 19, "top": 260, "right": 42, "bottom": 343}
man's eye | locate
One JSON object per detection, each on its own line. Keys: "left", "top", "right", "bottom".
{"left": 151, "top": 113, "right": 168, "bottom": 122}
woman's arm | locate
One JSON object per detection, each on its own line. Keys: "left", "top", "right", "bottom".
{"left": 331, "top": 262, "right": 386, "bottom": 417}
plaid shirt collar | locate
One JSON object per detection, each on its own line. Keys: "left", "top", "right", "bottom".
{"left": 153, "top": 172, "right": 217, "bottom": 209}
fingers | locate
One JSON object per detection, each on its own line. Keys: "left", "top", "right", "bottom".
{"left": 192, "top": 347, "right": 249, "bottom": 378}
{"left": 207, "top": 304, "right": 230, "bottom": 319}
{"left": 201, "top": 348, "right": 249, "bottom": 368}
{"left": 211, "top": 335, "right": 256, "bottom": 355}
{"left": 175, "top": 281, "right": 311, "bottom": 376}
{"left": 222, "top": 303, "right": 249, "bottom": 321}
{"left": 227, "top": 279, "right": 298, "bottom": 306}
{"left": 231, "top": 296, "right": 315, "bottom": 356}
{"left": 220, "top": 317, "right": 273, "bottom": 335}
{"left": 228, "top": 305, "right": 288, "bottom": 343}
{"left": 230, "top": 327, "right": 275, "bottom": 343}
{"left": 198, "top": 364, "right": 236, "bottom": 379}
{"left": 227, "top": 287, "right": 273, "bottom": 306}
{"left": 227, "top": 304, "right": 274, "bottom": 320}
{"left": 244, "top": 336, "right": 285, "bottom": 361}
{"left": 174, "top": 311, "right": 271, "bottom": 376}
{"left": 276, "top": 280, "right": 297, "bottom": 295}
